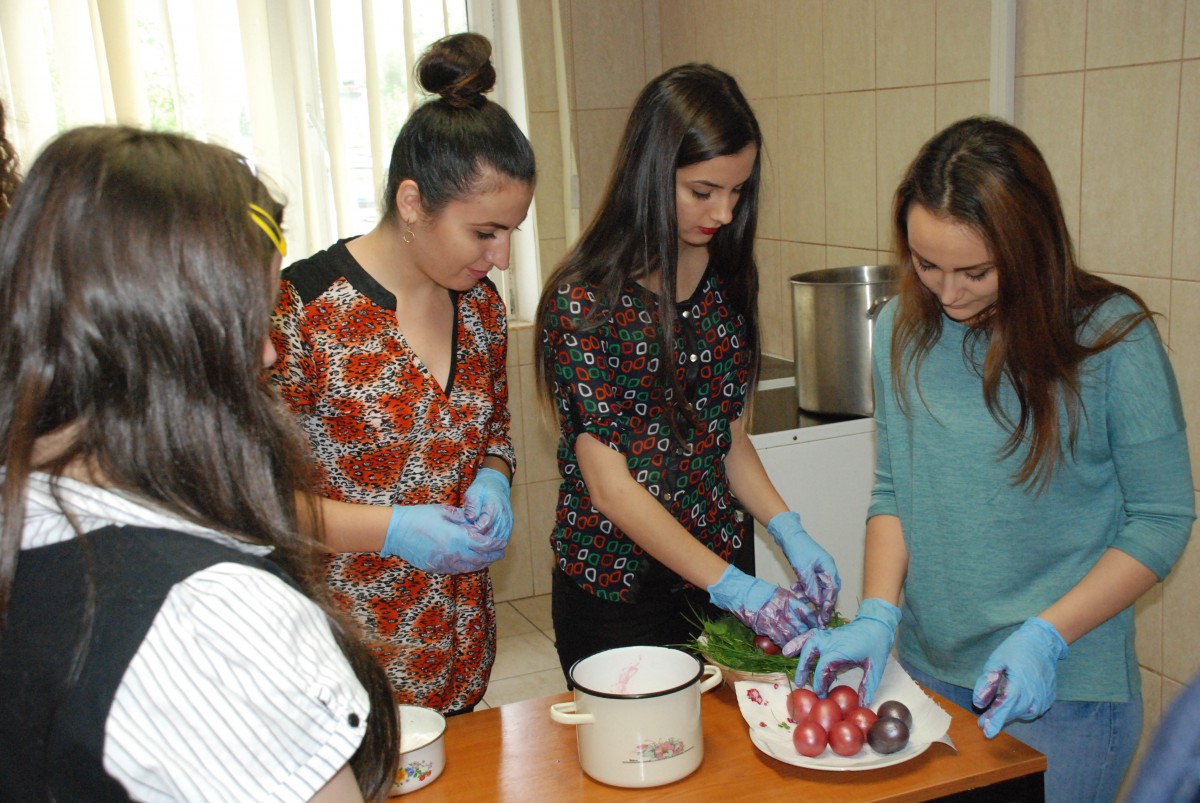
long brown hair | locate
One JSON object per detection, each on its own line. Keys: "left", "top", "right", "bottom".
{"left": 890, "top": 116, "right": 1153, "bottom": 490}
{"left": 0, "top": 127, "right": 397, "bottom": 799}
{"left": 535, "top": 63, "right": 763, "bottom": 440}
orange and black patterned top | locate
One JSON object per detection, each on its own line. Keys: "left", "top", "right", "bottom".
{"left": 269, "top": 238, "right": 514, "bottom": 714}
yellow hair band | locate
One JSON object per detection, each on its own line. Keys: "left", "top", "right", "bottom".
{"left": 248, "top": 203, "right": 287, "bottom": 257}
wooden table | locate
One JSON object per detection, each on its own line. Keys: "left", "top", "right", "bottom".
{"left": 404, "top": 685, "right": 1045, "bottom": 801}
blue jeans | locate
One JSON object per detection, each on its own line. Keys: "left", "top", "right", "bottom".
{"left": 901, "top": 660, "right": 1141, "bottom": 803}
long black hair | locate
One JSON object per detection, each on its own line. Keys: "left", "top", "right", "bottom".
{"left": 536, "top": 63, "right": 764, "bottom": 438}
{"left": 381, "top": 32, "right": 535, "bottom": 220}
{"left": 0, "top": 126, "right": 398, "bottom": 799}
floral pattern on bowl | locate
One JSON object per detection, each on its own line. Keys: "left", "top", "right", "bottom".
{"left": 399, "top": 759, "right": 434, "bottom": 784}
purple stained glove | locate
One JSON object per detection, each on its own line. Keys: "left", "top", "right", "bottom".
{"left": 707, "top": 564, "right": 820, "bottom": 647}
{"left": 972, "top": 617, "right": 1068, "bottom": 739}
{"left": 463, "top": 467, "right": 513, "bottom": 542}
{"left": 382, "top": 503, "right": 506, "bottom": 574}
{"left": 788, "top": 598, "right": 902, "bottom": 705}
{"left": 767, "top": 511, "right": 841, "bottom": 626}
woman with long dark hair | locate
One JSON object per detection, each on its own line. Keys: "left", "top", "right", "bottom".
{"left": 269, "top": 32, "right": 535, "bottom": 715}
{"left": 537, "top": 64, "right": 839, "bottom": 676}
{"left": 0, "top": 126, "right": 398, "bottom": 801}
{"left": 796, "top": 116, "right": 1194, "bottom": 801}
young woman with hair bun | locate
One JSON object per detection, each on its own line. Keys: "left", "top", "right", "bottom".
{"left": 269, "top": 32, "right": 535, "bottom": 715}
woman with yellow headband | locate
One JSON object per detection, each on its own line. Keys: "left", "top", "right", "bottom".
{"left": 0, "top": 126, "right": 399, "bottom": 801}
{"left": 269, "top": 32, "right": 535, "bottom": 716}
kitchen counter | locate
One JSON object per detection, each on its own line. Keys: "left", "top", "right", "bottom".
{"left": 405, "top": 684, "right": 1045, "bottom": 801}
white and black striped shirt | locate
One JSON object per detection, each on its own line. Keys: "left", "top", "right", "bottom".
{"left": 19, "top": 475, "right": 370, "bottom": 802}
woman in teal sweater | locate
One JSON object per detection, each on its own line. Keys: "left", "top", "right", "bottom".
{"left": 794, "top": 117, "right": 1194, "bottom": 802}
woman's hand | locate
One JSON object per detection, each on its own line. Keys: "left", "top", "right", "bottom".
{"left": 382, "top": 504, "right": 506, "bottom": 574}
{"left": 767, "top": 511, "right": 841, "bottom": 626}
{"left": 789, "top": 598, "right": 902, "bottom": 705}
{"left": 971, "top": 617, "right": 1067, "bottom": 738}
{"left": 463, "top": 466, "right": 514, "bottom": 543}
{"left": 707, "top": 564, "right": 821, "bottom": 646}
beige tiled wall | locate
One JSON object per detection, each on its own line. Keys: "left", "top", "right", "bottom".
{"left": 509, "top": 0, "right": 1200, "bottom": 776}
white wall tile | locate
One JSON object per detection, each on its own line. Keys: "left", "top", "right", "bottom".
{"left": 1168, "top": 281, "right": 1200, "bottom": 485}
{"left": 934, "top": 0, "right": 990, "bottom": 83}
{"left": 776, "top": 95, "right": 826, "bottom": 243}
{"left": 519, "top": 0, "right": 562, "bottom": 113}
{"left": 1085, "top": 0, "right": 1187, "bottom": 68}
{"left": 876, "top": 0, "right": 935, "bottom": 89}
{"left": 824, "top": 91, "right": 877, "bottom": 248}
{"left": 1079, "top": 64, "right": 1179, "bottom": 280}
{"left": 934, "top": 80, "right": 989, "bottom": 131}
{"left": 1015, "top": 72, "right": 1085, "bottom": 250}
{"left": 1162, "top": 500, "right": 1200, "bottom": 683}
{"left": 1187, "top": 0, "right": 1200, "bottom": 57}
{"left": 1015, "top": 0, "right": 1087, "bottom": 75}
{"left": 875, "top": 86, "right": 936, "bottom": 254}
{"left": 774, "top": 0, "right": 824, "bottom": 97}
{"left": 822, "top": 0, "right": 875, "bottom": 93}
{"left": 569, "top": 0, "right": 648, "bottom": 110}
{"left": 1174, "top": 61, "right": 1200, "bottom": 282}
{"left": 756, "top": 98, "right": 781, "bottom": 241}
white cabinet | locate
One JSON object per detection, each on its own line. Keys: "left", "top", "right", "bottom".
{"left": 750, "top": 417, "right": 876, "bottom": 618}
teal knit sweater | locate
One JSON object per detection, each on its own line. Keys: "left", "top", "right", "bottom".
{"left": 869, "top": 295, "right": 1195, "bottom": 702}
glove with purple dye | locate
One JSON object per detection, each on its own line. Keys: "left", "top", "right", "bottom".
{"left": 972, "top": 617, "right": 1068, "bottom": 739}
{"left": 707, "top": 564, "right": 820, "bottom": 648}
{"left": 790, "top": 597, "right": 902, "bottom": 705}
{"left": 767, "top": 511, "right": 841, "bottom": 627}
{"left": 382, "top": 503, "right": 507, "bottom": 574}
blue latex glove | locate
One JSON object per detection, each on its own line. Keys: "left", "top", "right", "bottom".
{"left": 463, "top": 467, "right": 513, "bottom": 543}
{"left": 972, "top": 617, "right": 1068, "bottom": 738}
{"left": 707, "top": 565, "right": 820, "bottom": 648}
{"left": 382, "top": 504, "right": 506, "bottom": 574}
{"left": 768, "top": 511, "right": 841, "bottom": 626}
{"left": 790, "top": 598, "right": 902, "bottom": 705}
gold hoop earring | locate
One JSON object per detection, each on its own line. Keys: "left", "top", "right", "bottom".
{"left": 402, "top": 227, "right": 415, "bottom": 244}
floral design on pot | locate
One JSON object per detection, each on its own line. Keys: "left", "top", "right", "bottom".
{"left": 627, "top": 737, "right": 691, "bottom": 763}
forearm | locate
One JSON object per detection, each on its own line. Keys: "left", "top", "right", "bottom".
{"left": 1038, "top": 547, "right": 1158, "bottom": 644}
{"left": 481, "top": 455, "right": 512, "bottom": 482}
{"left": 862, "top": 514, "right": 908, "bottom": 605}
{"left": 576, "top": 433, "right": 729, "bottom": 589}
{"left": 723, "top": 417, "right": 788, "bottom": 525}
{"left": 298, "top": 492, "right": 392, "bottom": 552}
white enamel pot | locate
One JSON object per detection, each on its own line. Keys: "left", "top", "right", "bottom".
{"left": 549, "top": 645, "right": 723, "bottom": 788}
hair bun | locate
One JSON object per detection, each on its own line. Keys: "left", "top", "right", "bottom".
{"left": 417, "top": 32, "right": 496, "bottom": 110}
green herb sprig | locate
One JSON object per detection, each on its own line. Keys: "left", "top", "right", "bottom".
{"left": 689, "top": 612, "right": 848, "bottom": 675}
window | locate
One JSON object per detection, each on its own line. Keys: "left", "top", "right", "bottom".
{"left": 0, "top": 0, "right": 537, "bottom": 316}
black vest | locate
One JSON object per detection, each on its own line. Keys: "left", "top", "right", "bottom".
{"left": 0, "top": 525, "right": 292, "bottom": 802}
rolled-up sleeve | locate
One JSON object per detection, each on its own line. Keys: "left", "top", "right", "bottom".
{"left": 1105, "top": 320, "right": 1195, "bottom": 578}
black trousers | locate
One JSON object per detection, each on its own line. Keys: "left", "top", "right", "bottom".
{"left": 550, "top": 567, "right": 724, "bottom": 687}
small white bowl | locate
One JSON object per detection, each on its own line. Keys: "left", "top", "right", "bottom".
{"left": 391, "top": 705, "right": 447, "bottom": 796}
